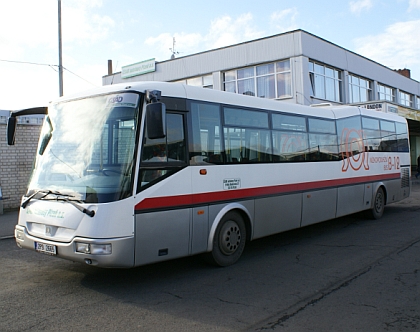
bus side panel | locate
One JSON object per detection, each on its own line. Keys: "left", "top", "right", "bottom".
{"left": 364, "top": 183, "right": 373, "bottom": 209}
{"left": 191, "top": 206, "right": 209, "bottom": 255}
{"left": 384, "top": 177, "right": 409, "bottom": 203}
{"left": 253, "top": 193, "right": 302, "bottom": 239}
{"left": 134, "top": 209, "right": 191, "bottom": 266}
{"left": 301, "top": 188, "right": 337, "bottom": 227}
{"left": 336, "top": 184, "right": 366, "bottom": 218}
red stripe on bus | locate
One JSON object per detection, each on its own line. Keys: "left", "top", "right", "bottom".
{"left": 134, "top": 173, "right": 400, "bottom": 212}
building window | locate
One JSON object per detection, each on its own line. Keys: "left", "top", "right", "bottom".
{"left": 416, "top": 96, "right": 420, "bottom": 110}
{"left": 173, "top": 75, "right": 213, "bottom": 89}
{"left": 276, "top": 61, "right": 292, "bottom": 98}
{"left": 349, "top": 74, "right": 372, "bottom": 103}
{"left": 186, "top": 77, "right": 202, "bottom": 86}
{"left": 223, "top": 60, "right": 292, "bottom": 99}
{"left": 377, "top": 83, "right": 395, "bottom": 102}
{"left": 202, "top": 75, "right": 214, "bottom": 89}
{"left": 309, "top": 61, "right": 341, "bottom": 102}
{"left": 399, "top": 91, "right": 413, "bottom": 107}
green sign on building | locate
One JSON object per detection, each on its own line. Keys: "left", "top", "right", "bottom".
{"left": 121, "top": 58, "right": 156, "bottom": 79}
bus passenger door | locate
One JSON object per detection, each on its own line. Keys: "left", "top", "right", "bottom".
{"left": 189, "top": 101, "right": 224, "bottom": 255}
{"left": 135, "top": 111, "right": 192, "bottom": 266}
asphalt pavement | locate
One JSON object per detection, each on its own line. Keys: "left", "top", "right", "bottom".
{"left": 1, "top": 177, "right": 419, "bottom": 240}
{"left": 0, "top": 209, "right": 18, "bottom": 239}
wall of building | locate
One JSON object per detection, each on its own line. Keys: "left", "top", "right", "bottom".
{"left": 103, "top": 29, "right": 420, "bottom": 108}
{"left": 104, "top": 31, "right": 303, "bottom": 87}
{"left": 0, "top": 119, "right": 42, "bottom": 211}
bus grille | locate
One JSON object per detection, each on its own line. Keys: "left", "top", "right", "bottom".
{"left": 401, "top": 168, "right": 410, "bottom": 188}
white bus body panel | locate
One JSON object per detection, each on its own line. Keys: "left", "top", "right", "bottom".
{"left": 15, "top": 198, "right": 135, "bottom": 267}
{"left": 133, "top": 151, "right": 410, "bottom": 266}
{"left": 254, "top": 193, "right": 302, "bottom": 239}
{"left": 12, "top": 82, "right": 411, "bottom": 268}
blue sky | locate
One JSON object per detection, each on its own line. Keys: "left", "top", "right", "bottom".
{"left": 1, "top": 0, "right": 420, "bottom": 109}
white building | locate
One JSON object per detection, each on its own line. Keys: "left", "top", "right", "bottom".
{"left": 104, "top": 29, "right": 420, "bottom": 166}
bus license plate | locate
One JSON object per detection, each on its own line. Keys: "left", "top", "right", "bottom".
{"left": 35, "top": 242, "right": 57, "bottom": 255}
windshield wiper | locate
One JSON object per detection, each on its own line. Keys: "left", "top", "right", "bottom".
{"left": 21, "top": 190, "right": 57, "bottom": 208}
{"left": 57, "top": 197, "right": 95, "bottom": 217}
{"left": 21, "top": 190, "right": 95, "bottom": 217}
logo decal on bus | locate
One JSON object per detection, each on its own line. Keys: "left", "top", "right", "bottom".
{"left": 108, "top": 95, "right": 123, "bottom": 104}
{"left": 341, "top": 128, "right": 369, "bottom": 172}
{"left": 26, "top": 207, "right": 65, "bottom": 219}
{"left": 370, "top": 156, "right": 400, "bottom": 171}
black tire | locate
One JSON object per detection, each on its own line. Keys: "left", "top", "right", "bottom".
{"left": 209, "top": 211, "right": 246, "bottom": 267}
{"left": 368, "top": 187, "right": 385, "bottom": 220}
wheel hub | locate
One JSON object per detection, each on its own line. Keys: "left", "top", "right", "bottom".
{"left": 219, "top": 220, "right": 241, "bottom": 255}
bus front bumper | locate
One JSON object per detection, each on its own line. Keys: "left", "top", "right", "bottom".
{"left": 14, "top": 225, "right": 135, "bottom": 268}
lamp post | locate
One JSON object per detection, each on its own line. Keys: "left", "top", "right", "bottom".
{"left": 58, "top": 0, "right": 63, "bottom": 96}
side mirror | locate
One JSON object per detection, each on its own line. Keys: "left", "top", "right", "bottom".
{"left": 7, "top": 117, "right": 17, "bottom": 145}
{"left": 38, "top": 116, "right": 53, "bottom": 155}
{"left": 146, "top": 102, "right": 166, "bottom": 139}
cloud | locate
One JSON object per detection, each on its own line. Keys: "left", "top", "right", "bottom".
{"left": 354, "top": 20, "right": 420, "bottom": 79}
{"left": 0, "top": 0, "right": 114, "bottom": 109}
{"left": 0, "top": 0, "right": 114, "bottom": 57}
{"left": 270, "top": 8, "right": 299, "bottom": 33}
{"left": 408, "top": 0, "right": 420, "bottom": 11}
{"left": 206, "top": 13, "right": 263, "bottom": 49}
{"left": 62, "top": 3, "right": 115, "bottom": 44}
{"left": 349, "top": 0, "right": 373, "bottom": 15}
{"left": 145, "top": 13, "right": 264, "bottom": 61}
{"left": 0, "top": 1, "right": 56, "bottom": 54}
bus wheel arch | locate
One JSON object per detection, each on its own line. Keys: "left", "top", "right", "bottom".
{"left": 207, "top": 205, "right": 252, "bottom": 267}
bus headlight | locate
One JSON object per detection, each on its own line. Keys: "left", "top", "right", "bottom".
{"left": 15, "top": 229, "right": 24, "bottom": 241}
{"left": 91, "top": 244, "right": 112, "bottom": 255}
{"left": 75, "top": 242, "right": 112, "bottom": 255}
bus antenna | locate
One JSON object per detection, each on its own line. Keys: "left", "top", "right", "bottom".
{"left": 170, "top": 37, "right": 180, "bottom": 59}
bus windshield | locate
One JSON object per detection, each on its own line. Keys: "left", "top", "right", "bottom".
{"left": 27, "top": 92, "right": 141, "bottom": 203}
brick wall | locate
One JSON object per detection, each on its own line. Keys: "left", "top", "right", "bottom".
{"left": 0, "top": 122, "right": 42, "bottom": 210}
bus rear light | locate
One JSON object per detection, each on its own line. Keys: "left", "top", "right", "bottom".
{"left": 76, "top": 242, "right": 112, "bottom": 255}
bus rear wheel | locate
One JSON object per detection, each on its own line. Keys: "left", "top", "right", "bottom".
{"left": 209, "top": 211, "right": 246, "bottom": 267}
{"left": 368, "top": 187, "right": 385, "bottom": 220}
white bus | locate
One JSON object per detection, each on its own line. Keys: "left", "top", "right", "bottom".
{"left": 7, "top": 82, "right": 411, "bottom": 268}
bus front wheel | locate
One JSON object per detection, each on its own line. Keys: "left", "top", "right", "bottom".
{"left": 209, "top": 211, "right": 246, "bottom": 267}
{"left": 369, "top": 187, "right": 385, "bottom": 220}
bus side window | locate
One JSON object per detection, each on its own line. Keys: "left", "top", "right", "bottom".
{"left": 336, "top": 116, "right": 362, "bottom": 160}
{"left": 272, "top": 113, "right": 307, "bottom": 162}
{"left": 223, "top": 107, "right": 270, "bottom": 163}
{"left": 307, "top": 118, "right": 339, "bottom": 161}
{"left": 167, "top": 113, "right": 186, "bottom": 162}
{"left": 190, "top": 102, "right": 224, "bottom": 165}
{"left": 362, "top": 117, "right": 381, "bottom": 152}
{"left": 379, "top": 120, "right": 397, "bottom": 152}
{"left": 272, "top": 131, "right": 308, "bottom": 162}
{"left": 141, "top": 113, "right": 186, "bottom": 163}
{"left": 396, "top": 122, "right": 409, "bottom": 152}
{"left": 138, "top": 112, "right": 187, "bottom": 189}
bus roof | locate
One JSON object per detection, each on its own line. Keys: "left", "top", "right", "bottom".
{"left": 55, "top": 81, "right": 406, "bottom": 123}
